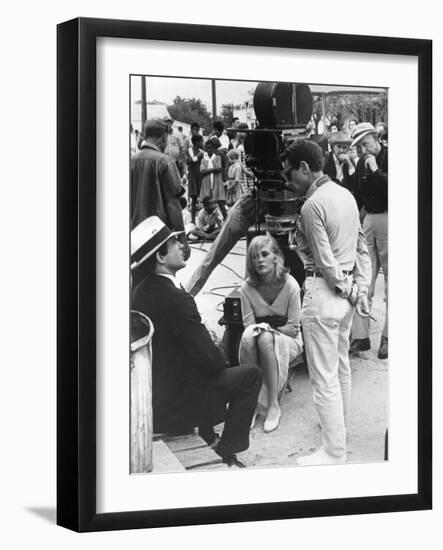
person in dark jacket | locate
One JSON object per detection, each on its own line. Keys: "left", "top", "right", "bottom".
{"left": 131, "top": 118, "right": 190, "bottom": 260}
{"left": 349, "top": 122, "right": 388, "bottom": 359}
{"left": 323, "top": 131, "right": 357, "bottom": 196}
{"left": 131, "top": 216, "right": 262, "bottom": 468}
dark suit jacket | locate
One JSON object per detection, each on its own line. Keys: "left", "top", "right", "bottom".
{"left": 323, "top": 152, "right": 356, "bottom": 196}
{"left": 354, "top": 145, "right": 388, "bottom": 212}
{"left": 132, "top": 273, "right": 227, "bottom": 433}
{"left": 130, "top": 143, "right": 183, "bottom": 230}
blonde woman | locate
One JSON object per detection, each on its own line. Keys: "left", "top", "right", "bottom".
{"left": 239, "top": 234, "right": 303, "bottom": 432}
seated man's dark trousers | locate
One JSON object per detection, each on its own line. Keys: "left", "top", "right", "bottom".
{"left": 199, "top": 364, "right": 262, "bottom": 458}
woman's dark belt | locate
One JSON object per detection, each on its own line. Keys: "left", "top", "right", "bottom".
{"left": 305, "top": 269, "right": 353, "bottom": 278}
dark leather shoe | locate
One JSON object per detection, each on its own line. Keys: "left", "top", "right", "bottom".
{"left": 349, "top": 337, "right": 370, "bottom": 354}
{"left": 378, "top": 336, "right": 388, "bottom": 359}
{"left": 222, "top": 454, "right": 247, "bottom": 468}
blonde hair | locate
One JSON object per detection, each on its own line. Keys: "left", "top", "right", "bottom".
{"left": 227, "top": 149, "right": 240, "bottom": 161}
{"left": 245, "top": 234, "right": 288, "bottom": 286}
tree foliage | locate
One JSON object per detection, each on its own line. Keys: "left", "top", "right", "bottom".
{"left": 168, "top": 96, "right": 213, "bottom": 134}
{"left": 312, "top": 96, "right": 323, "bottom": 133}
{"left": 311, "top": 91, "right": 388, "bottom": 131}
{"left": 220, "top": 103, "right": 235, "bottom": 128}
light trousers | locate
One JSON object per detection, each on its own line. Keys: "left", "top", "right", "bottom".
{"left": 301, "top": 276, "right": 354, "bottom": 457}
{"left": 352, "top": 212, "right": 388, "bottom": 340}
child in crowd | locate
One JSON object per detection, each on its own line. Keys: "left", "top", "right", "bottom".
{"left": 191, "top": 196, "right": 223, "bottom": 241}
{"left": 179, "top": 196, "right": 195, "bottom": 237}
{"left": 226, "top": 149, "right": 244, "bottom": 206}
{"left": 236, "top": 123, "right": 255, "bottom": 190}
{"left": 186, "top": 134, "right": 205, "bottom": 223}
{"left": 200, "top": 137, "right": 227, "bottom": 219}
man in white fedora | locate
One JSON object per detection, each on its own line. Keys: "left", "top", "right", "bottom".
{"left": 131, "top": 216, "right": 262, "bottom": 468}
{"left": 349, "top": 122, "right": 388, "bottom": 360}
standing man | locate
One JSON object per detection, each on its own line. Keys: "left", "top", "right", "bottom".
{"left": 131, "top": 118, "right": 190, "bottom": 260}
{"left": 163, "top": 115, "right": 185, "bottom": 176}
{"left": 323, "top": 131, "right": 356, "bottom": 196}
{"left": 281, "top": 139, "right": 371, "bottom": 465}
{"left": 349, "top": 122, "right": 388, "bottom": 359}
{"left": 131, "top": 216, "right": 262, "bottom": 467}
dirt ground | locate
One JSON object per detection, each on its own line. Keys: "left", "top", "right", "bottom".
{"left": 177, "top": 237, "right": 388, "bottom": 468}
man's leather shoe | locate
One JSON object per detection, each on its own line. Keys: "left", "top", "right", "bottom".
{"left": 222, "top": 454, "right": 247, "bottom": 468}
{"left": 378, "top": 336, "right": 388, "bottom": 359}
{"left": 349, "top": 337, "right": 370, "bottom": 354}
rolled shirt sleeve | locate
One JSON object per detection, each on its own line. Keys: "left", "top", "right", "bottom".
{"left": 353, "top": 226, "right": 371, "bottom": 296}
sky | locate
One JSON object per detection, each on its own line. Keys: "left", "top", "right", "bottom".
{"left": 130, "top": 75, "right": 386, "bottom": 117}
{"left": 130, "top": 76, "right": 258, "bottom": 114}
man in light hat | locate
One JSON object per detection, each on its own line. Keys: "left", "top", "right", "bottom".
{"left": 163, "top": 114, "right": 185, "bottom": 176}
{"left": 323, "top": 131, "right": 356, "bottom": 196}
{"left": 350, "top": 122, "right": 388, "bottom": 359}
{"left": 131, "top": 216, "right": 262, "bottom": 468}
{"left": 131, "top": 118, "right": 190, "bottom": 260}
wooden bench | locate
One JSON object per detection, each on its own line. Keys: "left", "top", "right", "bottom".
{"left": 153, "top": 432, "right": 231, "bottom": 472}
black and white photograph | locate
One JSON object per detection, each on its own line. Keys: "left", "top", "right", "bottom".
{"left": 0, "top": 0, "right": 439, "bottom": 544}
{"left": 129, "top": 75, "right": 389, "bottom": 474}
{"left": 53, "top": 16, "right": 431, "bottom": 534}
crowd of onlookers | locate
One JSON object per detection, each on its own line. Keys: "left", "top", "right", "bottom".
{"left": 131, "top": 116, "right": 387, "bottom": 241}
{"left": 131, "top": 117, "right": 258, "bottom": 242}
{"left": 130, "top": 112, "right": 388, "bottom": 468}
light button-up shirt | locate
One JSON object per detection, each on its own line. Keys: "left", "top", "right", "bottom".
{"left": 293, "top": 176, "right": 371, "bottom": 294}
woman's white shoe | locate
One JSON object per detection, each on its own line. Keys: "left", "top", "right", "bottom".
{"left": 263, "top": 408, "right": 281, "bottom": 433}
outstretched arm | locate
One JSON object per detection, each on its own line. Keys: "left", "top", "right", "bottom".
{"left": 185, "top": 193, "right": 264, "bottom": 296}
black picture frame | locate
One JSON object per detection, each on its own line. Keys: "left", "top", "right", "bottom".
{"left": 57, "top": 17, "right": 432, "bottom": 532}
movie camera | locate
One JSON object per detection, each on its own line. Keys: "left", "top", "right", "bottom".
{"left": 220, "top": 83, "right": 313, "bottom": 360}
{"left": 239, "top": 81, "right": 313, "bottom": 233}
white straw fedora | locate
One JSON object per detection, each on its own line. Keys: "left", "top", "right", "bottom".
{"left": 351, "top": 122, "right": 378, "bottom": 147}
{"left": 131, "top": 216, "right": 184, "bottom": 270}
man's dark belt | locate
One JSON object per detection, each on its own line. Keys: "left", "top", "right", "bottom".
{"left": 305, "top": 269, "right": 353, "bottom": 278}
{"left": 365, "top": 209, "right": 388, "bottom": 214}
